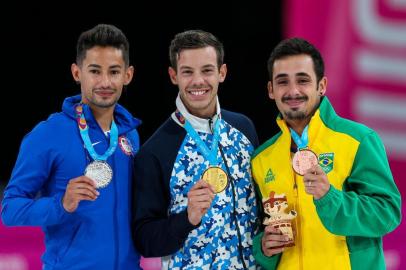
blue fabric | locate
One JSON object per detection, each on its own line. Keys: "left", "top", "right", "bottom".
{"left": 168, "top": 119, "right": 258, "bottom": 269}
{"left": 133, "top": 109, "right": 259, "bottom": 269}
{"left": 1, "top": 95, "right": 142, "bottom": 270}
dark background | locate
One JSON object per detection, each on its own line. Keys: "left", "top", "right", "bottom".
{"left": 1, "top": 3, "right": 282, "bottom": 184}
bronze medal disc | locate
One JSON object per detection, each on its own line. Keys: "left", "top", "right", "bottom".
{"left": 202, "top": 166, "right": 229, "bottom": 193}
{"left": 85, "top": 161, "right": 113, "bottom": 188}
{"left": 292, "top": 149, "right": 318, "bottom": 176}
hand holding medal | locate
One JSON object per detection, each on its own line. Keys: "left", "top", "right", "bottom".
{"left": 182, "top": 117, "right": 229, "bottom": 194}
{"left": 76, "top": 104, "right": 118, "bottom": 189}
{"left": 303, "top": 164, "right": 331, "bottom": 199}
{"left": 62, "top": 176, "right": 100, "bottom": 212}
{"left": 290, "top": 125, "right": 318, "bottom": 176}
{"left": 290, "top": 126, "right": 330, "bottom": 198}
{"left": 201, "top": 166, "right": 228, "bottom": 193}
{"left": 187, "top": 179, "right": 215, "bottom": 225}
{"left": 84, "top": 161, "right": 113, "bottom": 188}
{"left": 292, "top": 148, "right": 318, "bottom": 176}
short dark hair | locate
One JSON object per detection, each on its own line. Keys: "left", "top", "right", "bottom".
{"left": 76, "top": 24, "right": 130, "bottom": 67}
{"left": 169, "top": 30, "right": 224, "bottom": 70}
{"left": 267, "top": 38, "right": 324, "bottom": 83}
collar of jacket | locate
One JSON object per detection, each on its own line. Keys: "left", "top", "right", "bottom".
{"left": 276, "top": 97, "right": 337, "bottom": 149}
{"left": 171, "top": 94, "right": 221, "bottom": 134}
{"left": 62, "top": 94, "right": 141, "bottom": 135}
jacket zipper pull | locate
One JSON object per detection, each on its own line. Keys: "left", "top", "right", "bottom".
{"left": 208, "top": 118, "right": 214, "bottom": 133}
{"left": 293, "top": 178, "right": 298, "bottom": 197}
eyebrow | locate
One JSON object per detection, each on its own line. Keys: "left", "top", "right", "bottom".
{"left": 202, "top": 64, "right": 216, "bottom": 69}
{"left": 296, "top": 72, "right": 311, "bottom": 77}
{"left": 274, "top": 73, "right": 288, "bottom": 80}
{"left": 274, "top": 72, "right": 311, "bottom": 80}
{"left": 179, "top": 64, "right": 216, "bottom": 70}
{"left": 87, "top": 64, "right": 122, "bottom": 69}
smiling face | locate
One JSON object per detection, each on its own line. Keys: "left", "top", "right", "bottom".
{"left": 168, "top": 46, "right": 227, "bottom": 118}
{"left": 268, "top": 54, "right": 327, "bottom": 128}
{"left": 71, "top": 46, "right": 134, "bottom": 110}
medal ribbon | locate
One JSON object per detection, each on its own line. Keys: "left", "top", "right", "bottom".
{"left": 176, "top": 111, "right": 221, "bottom": 166}
{"left": 76, "top": 104, "right": 118, "bottom": 161}
{"left": 290, "top": 125, "right": 309, "bottom": 150}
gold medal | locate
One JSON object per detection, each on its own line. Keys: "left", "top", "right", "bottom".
{"left": 202, "top": 166, "right": 229, "bottom": 193}
{"left": 292, "top": 149, "right": 318, "bottom": 176}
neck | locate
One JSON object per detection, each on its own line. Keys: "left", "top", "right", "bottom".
{"left": 188, "top": 107, "right": 216, "bottom": 119}
{"left": 286, "top": 118, "right": 309, "bottom": 136}
{"left": 89, "top": 105, "right": 115, "bottom": 132}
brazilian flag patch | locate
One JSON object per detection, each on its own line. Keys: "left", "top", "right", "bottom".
{"left": 319, "top": 153, "right": 334, "bottom": 174}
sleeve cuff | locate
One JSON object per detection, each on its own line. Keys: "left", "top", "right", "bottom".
{"left": 252, "top": 232, "right": 281, "bottom": 269}
{"left": 55, "top": 193, "right": 72, "bottom": 220}
{"left": 169, "top": 210, "right": 199, "bottom": 240}
{"left": 314, "top": 184, "right": 342, "bottom": 208}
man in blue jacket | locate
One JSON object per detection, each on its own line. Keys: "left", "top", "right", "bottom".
{"left": 1, "top": 24, "right": 142, "bottom": 270}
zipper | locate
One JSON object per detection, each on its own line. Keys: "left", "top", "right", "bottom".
{"left": 290, "top": 143, "right": 303, "bottom": 269}
{"left": 292, "top": 173, "right": 303, "bottom": 270}
{"left": 113, "top": 156, "right": 119, "bottom": 270}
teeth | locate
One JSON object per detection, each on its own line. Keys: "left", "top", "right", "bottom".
{"left": 190, "top": 90, "right": 207, "bottom": 96}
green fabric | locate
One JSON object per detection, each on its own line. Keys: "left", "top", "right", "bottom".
{"left": 253, "top": 232, "right": 281, "bottom": 270}
{"left": 314, "top": 125, "right": 401, "bottom": 269}
{"left": 319, "top": 97, "right": 372, "bottom": 141}
{"left": 253, "top": 97, "right": 401, "bottom": 269}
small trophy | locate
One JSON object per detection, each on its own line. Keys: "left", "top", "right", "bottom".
{"left": 263, "top": 191, "right": 297, "bottom": 247}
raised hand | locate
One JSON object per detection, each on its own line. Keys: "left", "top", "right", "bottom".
{"left": 303, "top": 164, "right": 330, "bottom": 199}
{"left": 62, "top": 176, "right": 100, "bottom": 213}
{"left": 262, "top": 225, "right": 292, "bottom": 256}
{"left": 187, "top": 179, "right": 215, "bottom": 226}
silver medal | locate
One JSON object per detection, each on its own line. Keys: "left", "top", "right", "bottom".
{"left": 84, "top": 161, "right": 113, "bottom": 188}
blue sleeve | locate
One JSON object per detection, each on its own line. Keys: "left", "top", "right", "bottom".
{"left": 1, "top": 130, "right": 70, "bottom": 227}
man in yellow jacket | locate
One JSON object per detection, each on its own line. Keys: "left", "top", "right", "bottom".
{"left": 252, "top": 38, "right": 401, "bottom": 270}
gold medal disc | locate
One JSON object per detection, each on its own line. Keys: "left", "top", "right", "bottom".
{"left": 202, "top": 166, "right": 229, "bottom": 193}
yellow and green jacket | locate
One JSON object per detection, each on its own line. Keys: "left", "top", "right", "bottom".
{"left": 251, "top": 97, "right": 401, "bottom": 270}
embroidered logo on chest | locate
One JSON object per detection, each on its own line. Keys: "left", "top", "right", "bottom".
{"left": 265, "top": 168, "right": 275, "bottom": 183}
{"left": 119, "top": 136, "right": 133, "bottom": 156}
{"left": 319, "top": 153, "right": 334, "bottom": 174}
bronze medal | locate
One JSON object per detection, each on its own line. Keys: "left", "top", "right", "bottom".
{"left": 84, "top": 161, "right": 113, "bottom": 188}
{"left": 202, "top": 166, "right": 229, "bottom": 193}
{"left": 292, "top": 149, "right": 318, "bottom": 176}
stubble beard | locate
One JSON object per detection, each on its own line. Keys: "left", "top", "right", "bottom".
{"left": 284, "top": 110, "right": 307, "bottom": 120}
{"left": 89, "top": 95, "right": 119, "bottom": 109}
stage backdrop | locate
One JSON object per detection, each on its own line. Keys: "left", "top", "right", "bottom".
{"left": 285, "top": 0, "right": 406, "bottom": 269}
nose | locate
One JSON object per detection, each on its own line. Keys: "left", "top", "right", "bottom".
{"left": 286, "top": 83, "right": 301, "bottom": 96}
{"left": 99, "top": 73, "right": 112, "bottom": 88}
{"left": 191, "top": 73, "right": 205, "bottom": 86}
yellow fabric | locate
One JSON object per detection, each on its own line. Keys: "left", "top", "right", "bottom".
{"left": 252, "top": 110, "right": 360, "bottom": 270}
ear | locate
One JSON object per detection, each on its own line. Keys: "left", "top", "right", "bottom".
{"left": 168, "top": 67, "right": 178, "bottom": 85}
{"left": 218, "top": 64, "right": 227, "bottom": 83}
{"left": 267, "top": 81, "right": 275, "bottom": 100}
{"left": 318, "top": 76, "right": 327, "bottom": 96}
{"left": 124, "top": 65, "right": 135, "bottom": 85}
{"left": 71, "top": 63, "right": 81, "bottom": 83}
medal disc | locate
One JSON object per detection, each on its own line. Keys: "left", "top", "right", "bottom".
{"left": 202, "top": 166, "right": 229, "bottom": 193}
{"left": 84, "top": 161, "right": 113, "bottom": 188}
{"left": 292, "top": 149, "right": 318, "bottom": 176}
